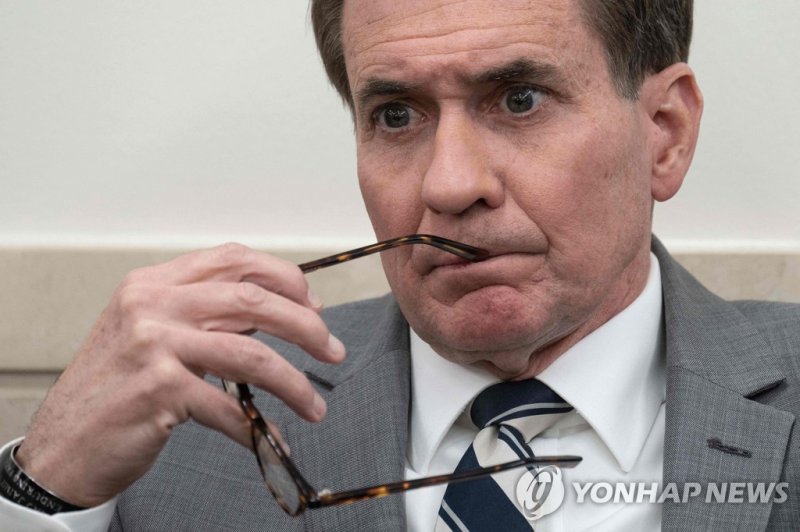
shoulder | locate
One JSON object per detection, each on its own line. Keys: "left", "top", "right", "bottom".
{"left": 733, "top": 300, "right": 800, "bottom": 359}
{"left": 732, "top": 299, "right": 800, "bottom": 381}
{"left": 733, "top": 298, "right": 800, "bottom": 328}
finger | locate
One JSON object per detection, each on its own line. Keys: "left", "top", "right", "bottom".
{"left": 125, "top": 243, "right": 323, "bottom": 312}
{"left": 163, "top": 282, "right": 345, "bottom": 363}
{"left": 173, "top": 328, "right": 328, "bottom": 422}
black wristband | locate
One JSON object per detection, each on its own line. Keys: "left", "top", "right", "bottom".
{"left": 0, "top": 442, "right": 87, "bottom": 514}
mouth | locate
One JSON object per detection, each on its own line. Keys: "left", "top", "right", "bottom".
{"left": 430, "top": 254, "right": 481, "bottom": 269}
{"left": 422, "top": 247, "right": 548, "bottom": 287}
{"left": 428, "top": 251, "right": 518, "bottom": 272}
{"left": 415, "top": 234, "right": 547, "bottom": 276}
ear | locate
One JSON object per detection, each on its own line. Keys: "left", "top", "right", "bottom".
{"left": 639, "top": 63, "right": 704, "bottom": 202}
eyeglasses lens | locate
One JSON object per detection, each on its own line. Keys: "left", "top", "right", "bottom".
{"left": 252, "top": 429, "right": 303, "bottom": 515}
{"left": 221, "top": 379, "right": 303, "bottom": 515}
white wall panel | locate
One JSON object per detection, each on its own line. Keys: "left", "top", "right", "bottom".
{"left": 0, "top": 1, "right": 797, "bottom": 250}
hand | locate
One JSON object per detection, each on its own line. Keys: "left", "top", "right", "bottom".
{"left": 15, "top": 243, "right": 345, "bottom": 507}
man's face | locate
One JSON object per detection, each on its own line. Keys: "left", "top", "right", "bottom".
{"left": 342, "top": 0, "right": 659, "bottom": 377}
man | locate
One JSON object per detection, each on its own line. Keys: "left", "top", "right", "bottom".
{"left": 1, "top": 0, "right": 798, "bottom": 530}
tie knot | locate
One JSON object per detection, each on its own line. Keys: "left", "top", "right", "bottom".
{"left": 470, "top": 378, "right": 572, "bottom": 430}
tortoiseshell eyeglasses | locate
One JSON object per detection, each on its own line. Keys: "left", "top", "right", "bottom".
{"left": 221, "top": 234, "right": 582, "bottom": 516}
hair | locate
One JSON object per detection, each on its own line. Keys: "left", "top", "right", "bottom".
{"left": 309, "top": 0, "right": 693, "bottom": 105}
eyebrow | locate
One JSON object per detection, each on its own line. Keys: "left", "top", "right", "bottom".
{"left": 355, "top": 79, "right": 419, "bottom": 111}
{"left": 471, "top": 58, "right": 564, "bottom": 86}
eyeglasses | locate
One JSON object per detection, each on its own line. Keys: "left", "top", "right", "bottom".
{"left": 221, "top": 234, "right": 582, "bottom": 516}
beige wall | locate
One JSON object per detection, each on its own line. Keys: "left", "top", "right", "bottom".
{"left": 2, "top": 247, "right": 798, "bottom": 442}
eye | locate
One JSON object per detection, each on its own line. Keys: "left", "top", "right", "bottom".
{"left": 501, "top": 86, "right": 544, "bottom": 115}
{"left": 374, "top": 102, "right": 416, "bottom": 130}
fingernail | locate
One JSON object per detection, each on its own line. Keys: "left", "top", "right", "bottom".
{"left": 312, "top": 393, "right": 327, "bottom": 420}
{"left": 328, "top": 334, "right": 346, "bottom": 361}
{"left": 308, "top": 289, "right": 323, "bottom": 309}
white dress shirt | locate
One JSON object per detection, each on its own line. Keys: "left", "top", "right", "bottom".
{"left": 0, "top": 254, "right": 664, "bottom": 531}
{"left": 405, "top": 253, "right": 666, "bottom": 531}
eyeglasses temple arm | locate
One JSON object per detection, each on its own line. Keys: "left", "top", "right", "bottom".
{"left": 307, "top": 455, "right": 581, "bottom": 509}
{"left": 299, "top": 234, "right": 489, "bottom": 273}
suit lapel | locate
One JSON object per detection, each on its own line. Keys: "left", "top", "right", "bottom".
{"left": 286, "top": 296, "right": 411, "bottom": 532}
{"left": 662, "top": 368, "right": 793, "bottom": 531}
{"left": 655, "top": 238, "right": 794, "bottom": 531}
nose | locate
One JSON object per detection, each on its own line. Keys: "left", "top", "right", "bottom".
{"left": 421, "top": 111, "right": 504, "bottom": 215}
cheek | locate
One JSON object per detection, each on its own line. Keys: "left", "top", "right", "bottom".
{"left": 357, "top": 149, "right": 424, "bottom": 240}
{"left": 502, "top": 116, "right": 652, "bottom": 284}
{"left": 518, "top": 119, "right": 649, "bottom": 237}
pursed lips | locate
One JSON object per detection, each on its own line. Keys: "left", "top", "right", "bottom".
{"left": 423, "top": 249, "right": 545, "bottom": 275}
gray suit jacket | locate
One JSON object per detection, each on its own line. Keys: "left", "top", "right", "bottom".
{"left": 112, "top": 239, "right": 800, "bottom": 531}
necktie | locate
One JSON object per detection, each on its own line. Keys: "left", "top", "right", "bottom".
{"left": 436, "top": 379, "right": 573, "bottom": 531}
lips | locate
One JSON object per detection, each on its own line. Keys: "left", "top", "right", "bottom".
{"left": 410, "top": 233, "right": 547, "bottom": 275}
{"left": 425, "top": 249, "right": 530, "bottom": 276}
{"left": 429, "top": 254, "right": 476, "bottom": 269}
{"left": 431, "top": 251, "right": 519, "bottom": 269}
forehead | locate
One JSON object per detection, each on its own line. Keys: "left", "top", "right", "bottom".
{"left": 341, "top": 0, "right": 600, "bottom": 94}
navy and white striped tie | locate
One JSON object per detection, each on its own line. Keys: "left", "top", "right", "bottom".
{"left": 436, "top": 379, "right": 573, "bottom": 531}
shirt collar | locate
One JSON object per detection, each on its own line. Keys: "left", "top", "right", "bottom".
{"left": 407, "top": 252, "right": 665, "bottom": 474}
{"left": 407, "top": 332, "right": 498, "bottom": 473}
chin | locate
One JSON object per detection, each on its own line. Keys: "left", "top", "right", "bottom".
{"left": 406, "top": 284, "right": 562, "bottom": 354}
{"left": 438, "top": 317, "right": 549, "bottom": 354}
